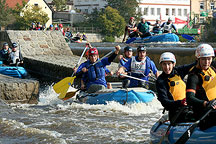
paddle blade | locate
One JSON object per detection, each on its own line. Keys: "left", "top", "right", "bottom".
{"left": 53, "top": 76, "right": 76, "bottom": 94}
{"left": 61, "top": 91, "right": 78, "bottom": 101}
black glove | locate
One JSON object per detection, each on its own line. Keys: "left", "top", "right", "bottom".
{"left": 206, "top": 99, "right": 216, "bottom": 109}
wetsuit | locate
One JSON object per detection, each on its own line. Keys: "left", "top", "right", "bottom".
{"left": 156, "top": 62, "right": 196, "bottom": 122}
{"left": 186, "top": 65, "right": 216, "bottom": 130}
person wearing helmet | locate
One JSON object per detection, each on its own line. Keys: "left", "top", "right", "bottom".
{"left": 30, "top": 22, "right": 36, "bottom": 30}
{"left": 122, "top": 17, "right": 138, "bottom": 42}
{"left": 152, "top": 19, "right": 162, "bottom": 34}
{"left": 186, "top": 44, "right": 216, "bottom": 130}
{"left": 161, "top": 17, "right": 178, "bottom": 33}
{"left": 58, "top": 24, "right": 65, "bottom": 36}
{"left": 118, "top": 46, "right": 133, "bottom": 68}
{"left": 75, "top": 44, "right": 121, "bottom": 93}
{"left": 156, "top": 52, "right": 196, "bottom": 123}
{"left": 0, "top": 42, "right": 11, "bottom": 65}
{"left": 117, "top": 45, "right": 159, "bottom": 88}
{"left": 49, "top": 24, "right": 54, "bottom": 31}
{"left": 8, "top": 42, "right": 23, "bottom": 66}
{"left": 136, "top": 16, "right": 154, "bottom": 38}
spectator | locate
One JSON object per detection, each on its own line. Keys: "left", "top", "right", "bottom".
{"left": 0, "top": 42, "right": 11, "bottom": 65}
{"left": 8, "top": 42, "right": 23, "bottom": 66}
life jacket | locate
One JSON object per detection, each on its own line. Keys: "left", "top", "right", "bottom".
{"left": 199, "top": 66, "right": 216, "bottom": 101}
{"left": 86, "top": 60, "right": 106, "bottom": 82}
{"left": 163, "top": 22, "right": 172, "bottom": 32}
{"left": 9, "top": 50, "right": 20, "bottom": 64}
{"left": 130, "top": 56, "right": 151, "bottom": 80}
{"left": 127, "top": 23, "right": 136, "bottom": 35}
{"left": 153, "top": 23, "right": 161, "bottom": 33}
{"left": 139, "top": 22, "right": 149, "bottom": 33}
{"left": 168, "top": 74, "right": 186, "bottom": 101}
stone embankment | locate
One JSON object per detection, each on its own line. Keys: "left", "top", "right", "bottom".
{"left": 0, "top": 74, "right": 39, "bottom": 104}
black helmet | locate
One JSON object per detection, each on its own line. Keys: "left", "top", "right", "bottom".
{"left": 137, "top": 45, "right": 146, "bottom": 52}
{"left": 124, "top": 46, "right": 132, "bottom": 52}
{"left": 3, "top": 42, "right": 8, "bottom": 46}
{"left": 12, "top": 42, "right": 18, "bottom": 48}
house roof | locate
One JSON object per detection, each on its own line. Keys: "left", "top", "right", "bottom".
{"left": 5, "top": 0, "right": 29, "bottom": 8}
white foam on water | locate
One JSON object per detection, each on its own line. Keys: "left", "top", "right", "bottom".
{"left": 35, "top": 85, "right": 163, "bottom": 116}
{"left": 0, "top": 118, "right": 66, "bottom": 144}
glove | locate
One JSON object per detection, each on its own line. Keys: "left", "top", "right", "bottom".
{"left": 181, "top": 98, "right": 187, "bottom": 106}
{"left": 206, "top": 99, "right": 216, "bottom": 109}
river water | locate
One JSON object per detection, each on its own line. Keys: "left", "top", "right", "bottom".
{"left": 1, "top": 42, "right": 215, "bottom": 143}
{"left": 0, "top": 85, "right": 163, "bottom": 144}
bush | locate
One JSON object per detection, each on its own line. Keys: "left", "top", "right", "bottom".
{"left": 102, "top": 35, "right": 115, "bottom": 42}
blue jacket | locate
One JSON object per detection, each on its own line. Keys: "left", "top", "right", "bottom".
{"left": 78, "top": 58, "right": 111, "bottom": 89}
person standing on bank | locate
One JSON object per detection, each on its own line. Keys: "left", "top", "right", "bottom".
{"left": 156, "top": 52, "right": 196, "bottom": 123}
{"left": 77, "top": 45, "right": 121, "bottom": 93}
{"left": 0, "top": 42, "right": 11, "bottom": 65}
{"left": 8, "top": 43, "right": 23, "bottom": 66}
{"left": 116, "top": 45, "right": 159, "bottom": 88}
{"left": 186, "top": 44, "right": 216, "bottom": 130}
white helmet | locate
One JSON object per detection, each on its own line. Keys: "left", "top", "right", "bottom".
{"left": 140, "top": 16, "right": 145, "bottom": 19}
{"left": 159, "top": 52, "right": 176, "bottom": 64}
{"left": 195, "top": 44, "right": 215, "bottom": 59}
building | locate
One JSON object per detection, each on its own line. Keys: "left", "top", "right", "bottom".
{"left": 74, "top": 0, "right": 107, "bottom": 14}
{"left": 45, "top": 0, "right": 74, "bottom": 12}
{"left": 191, "top": 0, "right": 216, "bottom": 23}
{"left": 6, "top": 0, "right": 52, "bottom": 28}
{"left": 138, "top": 0, "right": 190, "bottom": 29}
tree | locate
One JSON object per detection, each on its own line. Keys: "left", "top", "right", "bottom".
{"left": 0, "top": 0, "right": 12, "bottom": 28}
{"left": 15, "top": 5, "right": 49, "bottom": 30}
{"left": 98, "top": 6, "right": 126, "bottom": 41}
{"left": 53, "top": 0, "right": 66, "bottom": 11}
{"left": 106, "top": 0, "right": 139, "bottom": 22}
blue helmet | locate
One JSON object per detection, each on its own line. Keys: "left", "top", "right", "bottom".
{"left": 12, "top": 42, "right": 18, "bottom": 48}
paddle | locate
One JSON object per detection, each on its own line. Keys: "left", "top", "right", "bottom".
{"left": 53, "top": 44, "right": 89, "bottom": 97}
{"left": 125, "top": 37, "right": 136, "bottom": 44}
{"left": 119, "top": 73, "right": 155, "bottom": 84}
{"left": 61, "top": 89, "right": 79, "bottom": 101}
{"left": 159, "top": 106, "right": 187, "bottom": 144}
{"left": 59, "top": 49, "right": 116, "bottom": 100}
{"left": 181, "top": 34, "right": 194, "bottom": 41}
{"left": 175, "top": 108, "right": 212, "bottom": 144}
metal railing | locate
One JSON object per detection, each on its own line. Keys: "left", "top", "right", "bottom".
{"left": 69, "top": 27, "right": 101, "bottom": 33}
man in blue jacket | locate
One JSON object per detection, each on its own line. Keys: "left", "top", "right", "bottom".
{"left": 76, "top": 45, "right": 121, "bottom": 93}
{"left": 117, "top": 45, "right": 159, "bottom": 88}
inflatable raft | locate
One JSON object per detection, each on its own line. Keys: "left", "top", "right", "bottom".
{"left": 76, "top": 87, "right": 155, "bottom": 105}
{"left": 150, "top": 115, "right": 216, "bottom": 144}
{"left": 0, "top": 65, "right": 27, "bottom": 78}
{"left": 126, "top": 33, "right": 179, "bottom": 44}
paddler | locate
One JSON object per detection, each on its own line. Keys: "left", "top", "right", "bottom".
{"left": 116, "top": 45, "right": 159, "bottom": 88}
{"left": 156, "top": 52, "right": 196, "bottom": 123}
{"left": 186, "top": 44, "right": 216, "bottom": 130}
{"left": 75, "top": 44, "right": 121, "bottom": 93}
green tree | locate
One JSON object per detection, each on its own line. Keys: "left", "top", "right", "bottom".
{"left": 106, "top": 0, "right": 139, "bottom": 22}
{"left": 0, "top": 0, "right": 12, "bottom": 28}
{"left": 98, "top": 6, "right": 126, "bottom": 41}
{"left": 53, "top": 0, "right": 66, "bottom": 11}
{"left": 15, "top": 5, "right": 49, "bottom": 30}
